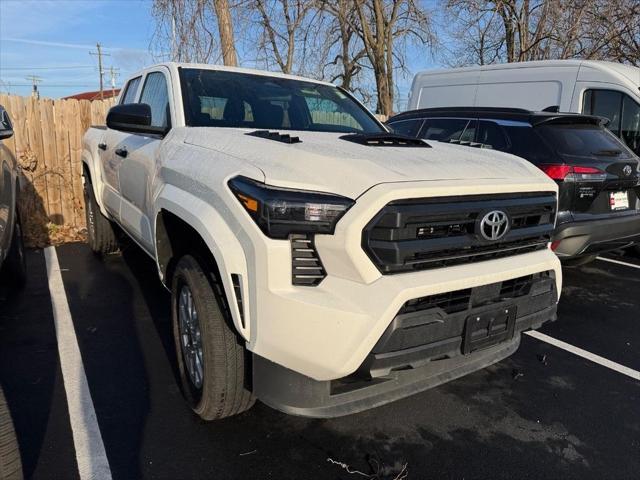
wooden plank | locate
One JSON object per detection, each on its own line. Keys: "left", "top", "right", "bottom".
{"left": 40, "top": 98, "right": 63, "bottom": 224}
{"left": 26, "top": 96, "right": 49, "bottom": 222}
{"left": 68, "top": 100, "right": 85, "bottom": 227}
{"left": 56, "top": 100, "right": 76, "bottom": 229}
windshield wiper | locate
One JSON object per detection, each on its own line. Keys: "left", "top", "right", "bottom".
{"left": 591, "top": 149, "right": 622, "bottom": 156}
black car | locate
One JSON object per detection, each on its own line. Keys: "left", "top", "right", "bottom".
{"left": 0, "top": 104, "right": 25, "bottom": 480}
{"left": 0, "top": 105, "right": 26, "bottom": 284}
{"left": 387, "top": 107, "right": 640, "bottom": 264}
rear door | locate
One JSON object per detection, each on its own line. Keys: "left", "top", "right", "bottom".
{"left": 535, "top": 122, "right": 640, "bottom": 222}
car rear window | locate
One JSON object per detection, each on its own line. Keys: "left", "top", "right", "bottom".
{"left": 536, "top": 124, "right": 633, "bottom": 158}
{"left": 501, "top": 125, "right": 555, "bottom": 164}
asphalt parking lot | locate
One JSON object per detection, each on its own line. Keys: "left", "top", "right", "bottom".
{"left": 0, "top": 243, "right": 639, "bottom": 480}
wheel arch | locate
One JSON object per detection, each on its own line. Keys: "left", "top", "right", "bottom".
{"left": 154, "top": 186, "right": 251, "bottom": 341}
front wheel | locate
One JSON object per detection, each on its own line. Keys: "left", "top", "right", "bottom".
{"left": 171, "top": 254, "right": 254, "bottom": 420}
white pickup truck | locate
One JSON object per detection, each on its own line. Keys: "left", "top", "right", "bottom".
{"left": 82, "top": 63, "right": 562, "bottom": 419}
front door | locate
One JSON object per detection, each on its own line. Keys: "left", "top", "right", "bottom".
{"left": 117, "top": 70, "right": 171, "bottom": 253}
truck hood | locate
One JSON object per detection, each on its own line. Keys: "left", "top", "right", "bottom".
{"left": 183, "top": 128, "right": 550, "bottom": 198}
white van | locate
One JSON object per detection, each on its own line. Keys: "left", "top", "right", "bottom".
{"left": 408, "top": 60, "right": 640, "bottom": 155}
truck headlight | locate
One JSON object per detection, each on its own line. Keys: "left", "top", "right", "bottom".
{"left": 228, "top": 176, "right": 354, "bottom": 239}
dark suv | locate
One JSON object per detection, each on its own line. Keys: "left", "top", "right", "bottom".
{"left": 387, "top": 107, "right": 640, "bottom": 264}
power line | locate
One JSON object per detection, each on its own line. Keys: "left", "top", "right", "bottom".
{"left": 0, "top": 65, "right": 95, "bottom": 71}
{"left": 108, "top": 66, "right": 121, "bottom": 98}
{"left": 0, "top": 84, "right": 93, "bottom": 88}
{"left": 25, "top": 75, "right": 42, "bottom": 99}
{"left": 89, "top": 42, "right": 110, "bottom": 100}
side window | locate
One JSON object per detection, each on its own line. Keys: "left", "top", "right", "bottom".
{"left": 388, "top": 119, "right": 423, "bottom": 137}
{"left": 621, "top": 95, "right": 640, "bottom": 156}
{"left": 582, "top": 89, "right": 622, "bottom": 135}
{"left": 501, "top": 125, "right": 555, "bottom": 164}
{"left": 140, "top": 72, "right": 170, "bottom": 129}
{"left": 477, "top": 121, "right": 509, "bottom": 151}
{"left": 120, "top": 76, "right": 141, "bottom": 104}
{"left": 420, "top": 118, "right": 476, "bottom": 144}
{"left": 0, "top": 109, "right": 12, "bottom": 131}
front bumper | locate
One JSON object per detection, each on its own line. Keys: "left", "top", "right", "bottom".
{"left": 253, "top": 285, "right": 557, "bottom": 418}
{"left": 553, "top": 213, "right": 640, "bottom": 258}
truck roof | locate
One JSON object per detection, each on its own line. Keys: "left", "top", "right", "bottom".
{"left": 388, "top": 106, "right": 606, "bottom": 127}
{"left": 413, "top": 60, "right": 640, "bottom": 87}
{"left": 130, "top": 62, "right": 335, "bottom": 87}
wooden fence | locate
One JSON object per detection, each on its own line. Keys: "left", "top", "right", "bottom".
{"left": 0, "top": 95, "right": 115, "bottom": 245}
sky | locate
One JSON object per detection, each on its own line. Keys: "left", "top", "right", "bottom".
{"left": 0, "top": 0, "right": 437, "bottom": 105}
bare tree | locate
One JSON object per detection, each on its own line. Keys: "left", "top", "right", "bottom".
{"left": 152, "top": 0, "right": 240, "bottom": 65}
{"left": 152, "top": 0, "right": 217, "bottom": 62}
{"left": 213, "top": 0, "right": 239, "bottom": 65}
{"left": 319, "top": 0, "right": 367, "bottom": 91}
{"left": 442, "top": 0, "right": 640, "bottom": 67}
{"left": 253, "top": 0, "right": 317, "bottom": 74}
{"left": 350, "top": 0, "right": 433, "bottom": 115}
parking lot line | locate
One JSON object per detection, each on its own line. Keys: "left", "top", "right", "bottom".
{"left": 596, "top": 256, "right": 640, "bottom": 269}
{"left": 44, "top": 247, "right": 113, "bottom": 480}
{"left": 525, "top": 330, "right": 640, "bottom": 381}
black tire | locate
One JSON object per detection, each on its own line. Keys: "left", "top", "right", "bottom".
{"left": 83, "top": 178, "right": 118, "bottom": 255}
{"left": 171, "top": 254, "right": 254, "bottom": 420}
{"left": 562, "top": 254, "right": 597, "bottom": 267}
{"left": 0, "top": 387, "right": 23, "bottom": 480}
{"left": 2, "top": 214, "right": 26, "bottom": 288}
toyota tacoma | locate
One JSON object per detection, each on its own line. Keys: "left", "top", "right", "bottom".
{"left": 82, "top": 63, "right": 562, "bottom": 419}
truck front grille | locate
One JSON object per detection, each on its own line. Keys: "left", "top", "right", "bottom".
{"left": 362, "top": 192, "right": 556, "bottom": 274}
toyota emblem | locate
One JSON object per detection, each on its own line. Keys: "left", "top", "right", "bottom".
{"left": 623, "top": 165, "right": 633, "bottom": 176}
{"left": 479, "top": 210, "right": 510, "bottom": 241}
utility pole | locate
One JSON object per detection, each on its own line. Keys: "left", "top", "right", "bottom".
{"left": 108, "top": 66, "right": 120, "bottom": 99}
{"left": 90, "top": 42, "right": 110, "bottom": 100}
{"left": 25, "top": 75, "right": 42, "bottom": 99}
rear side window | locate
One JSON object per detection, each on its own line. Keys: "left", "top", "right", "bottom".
{"left": 501, "top": 125, "right": 555, "bottom": 164}
{"left": 621, "top": 96, "right": 640, "bottom": 155}
{"left": 120, "top": 76, "right": 141, "bottom": 104}
{"left": 536, "top": 124, "right": 632, "bottom": 158}
{"left": 140, "top": 72, "right": 170, "bottom": 128}
{"left": 583, "top": 90, "right": 622, "bottom": 135}
{"left": 420, "top": 118, "right": 476, "bottom": 143}
{"left": 387, "top": 119, "right": 423, "bottom": 137}
{"left": 477, "top": 121, "right": 509, "bottom": 150}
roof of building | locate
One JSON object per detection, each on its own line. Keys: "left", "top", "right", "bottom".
{"left": 63, "top": 89, "right": 121, "bottom": 101}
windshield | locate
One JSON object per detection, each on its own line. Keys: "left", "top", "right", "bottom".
{"left": 180, "top": 68, "right": 383, "bottom": 134}
{"left": 536, "top": 123, "right": 634, "bottom": 158}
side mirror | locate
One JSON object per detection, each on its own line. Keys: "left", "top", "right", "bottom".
{"left": 106, "top": 103, "right": 168, "bottom": 135}
{"left": 0, "top": 107, "right": 14, "bottom": 140}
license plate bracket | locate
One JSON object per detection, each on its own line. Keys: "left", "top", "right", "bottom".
{"left": 463, "top": 306, "right": 517, "bottom": 354}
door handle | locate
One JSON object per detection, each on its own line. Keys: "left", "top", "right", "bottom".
{"left": 98, "top": 142, "right": 107, "bottom": 151}
{"left": 115, "top": 147, "right": 128, "bottom": 158}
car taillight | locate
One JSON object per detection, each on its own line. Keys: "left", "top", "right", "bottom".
{"left": 539, "top": 164, "right": 606, "bottom": 182}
